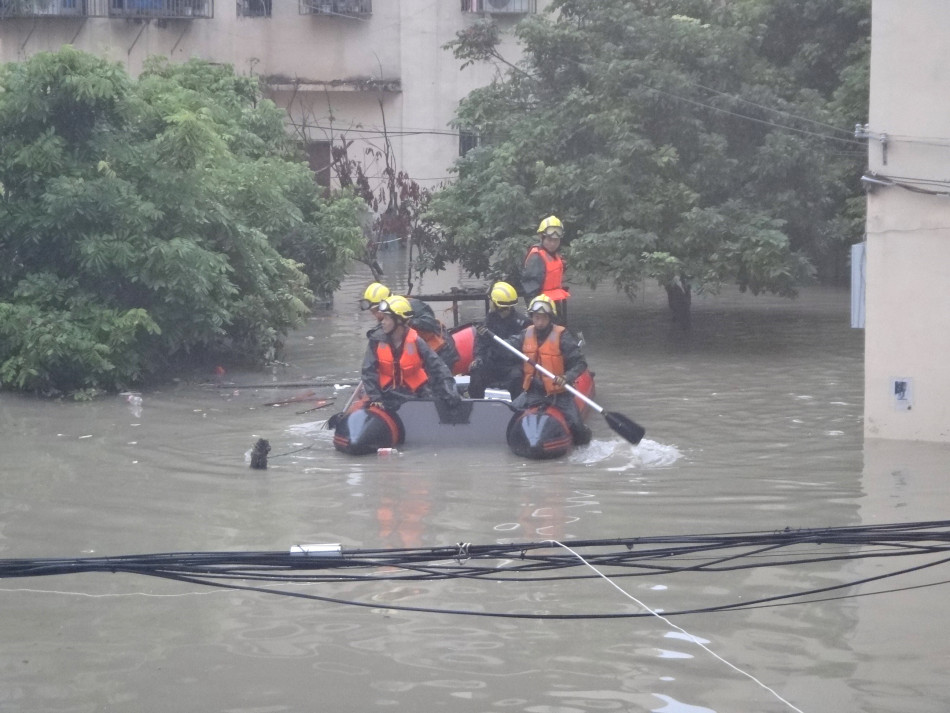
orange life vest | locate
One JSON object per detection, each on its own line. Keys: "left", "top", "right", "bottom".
{"left": 376, "top": 329, "right": 429, "bottom": 392}
{"left": 416, "top": 326, "right": 446, "bottom": 354}
{"left": 525, "top": 245, "right": 569, "bottom": 301}
{"left": 521, "top": 325, "right": 567, "bottom": 395}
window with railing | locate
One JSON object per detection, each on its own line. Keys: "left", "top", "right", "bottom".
{"left": 0, "top": 0, "right": 83, "bottom": 17}
{"left": 106, "top": 0, "right": 213, "bottom": 18}
{"left": 462, "top": 0, "right": 536, "bottom": 13}
{"left": 238, "top": 0, "right": 270, "bottom": 16}
{"left": 299, "top": 0, "right": 370, "bottom": 16}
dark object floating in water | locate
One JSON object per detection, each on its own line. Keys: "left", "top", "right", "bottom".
{"left": 250, "top": 438, "right": 271, "bottom": 469}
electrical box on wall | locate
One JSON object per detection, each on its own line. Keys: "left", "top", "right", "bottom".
{"left": 892, "top": 377, "right": 913, "bottom": 411}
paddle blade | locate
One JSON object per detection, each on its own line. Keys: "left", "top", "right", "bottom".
{"left": 604, "top": 411, "right": 645, "bottom": 445}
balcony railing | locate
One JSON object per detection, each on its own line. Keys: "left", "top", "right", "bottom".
{"left": 238, "top": 0, "right": 269, "bottom": 17}
{"left": 0, "top": 0, "right": 83, "bottom": 16}
{"left": 462, "top": 0, "right": 536, "bottom": 13}
{"left": 0, "top": 0, "right": 214, "bottom": 19}
{"left": 105, "top": 0, "right": 213, "bottom": 19}
{"left": 299, "top": 0, "right": 370, "bottom": 16}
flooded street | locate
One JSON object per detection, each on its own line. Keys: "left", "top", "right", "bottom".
{"left": 3, "top": 256, "right": 950, "bottom": 712}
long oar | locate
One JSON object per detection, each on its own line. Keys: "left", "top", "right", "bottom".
{"left": 485, "top": 329, "right": 646, "bottom": 445}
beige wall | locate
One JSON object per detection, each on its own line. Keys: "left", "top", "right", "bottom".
{"left": 864, "top": 0, "right": 950, "bottom": 442}
{"left": 0, "top": 1, "right": 542, "bottom": 191}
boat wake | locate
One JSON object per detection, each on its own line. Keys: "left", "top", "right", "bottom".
{"left": 285, "top": 420, "right": 335, "bottom": 442}
{"left": 569, "top": 438, "right": 682, "bottom": 470}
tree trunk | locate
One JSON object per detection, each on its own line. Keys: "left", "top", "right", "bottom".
{"left": 665, "top": 280, "right": 692, "bottom": 329}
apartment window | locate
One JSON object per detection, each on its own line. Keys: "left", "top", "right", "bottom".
{"left": 299, "top": 0, "right": 371, "bottom": 15}
{"left": 462, "top": 0, "right": 537, "bottom": 14}
{"left": 307, "top": 142, "right": 332, "bottom": 190}
{"left": 0, "top": 0, "right": 83, "bottom": 17}
{"left": 239, "top": 0, "right": 270, "bottom": 16}
{"left": 459, "top": 131, "right": 479, "bottom": 156}
{"left": 107, "top": 0, "right": 213, "bottom": 18}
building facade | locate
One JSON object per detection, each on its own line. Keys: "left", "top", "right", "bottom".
{"left": 864, "top": 0, "right": 950, "bottom": 442}
{"left": 0, "top": 0, "right": 543, "bottom": 191}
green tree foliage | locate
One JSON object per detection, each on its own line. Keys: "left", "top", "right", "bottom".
{"left": 0, "top": 48, "right": 363, "bottom": 395}
{"left": 425, "top": 0, "right": 869, "bottom": 323}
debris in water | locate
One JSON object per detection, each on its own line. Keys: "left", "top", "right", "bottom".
{"left": 249, "top": 438, "right": 271, "bottom": 469}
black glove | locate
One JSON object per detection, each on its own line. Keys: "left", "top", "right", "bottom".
{"left": 367, "top": 401, "right": 385, "bottom": 410}
{"left": 469, "top": 357, "right": 483, "bottom": 372}
{"left": 553, "top": 375, "right": 567, "bottom": 388}
{"left": 475, "top": 324, "right": 489, "bottom": 337}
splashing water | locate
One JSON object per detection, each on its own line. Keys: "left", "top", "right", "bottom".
{"left": 570, "top": 438, "right": 682, "bottom": 470}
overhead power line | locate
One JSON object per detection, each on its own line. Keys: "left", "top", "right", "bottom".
{"left": 4, "top": 520, "right": 950, "bottom": 620}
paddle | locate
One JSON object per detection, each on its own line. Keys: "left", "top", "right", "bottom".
{"left": 483, "top": 328, "right": 646, "bottom": 445}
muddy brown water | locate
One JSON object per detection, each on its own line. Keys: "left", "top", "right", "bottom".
{"left": 3, "top": 255, "right": 950, "bottom": 712}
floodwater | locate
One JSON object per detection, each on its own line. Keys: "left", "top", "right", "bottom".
{"left": 3, "top": 254, "right": 950, "bottom": 712}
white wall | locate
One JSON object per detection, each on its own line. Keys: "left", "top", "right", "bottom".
{"left": 864, "top": 0, "right": 950, "bottom": 442}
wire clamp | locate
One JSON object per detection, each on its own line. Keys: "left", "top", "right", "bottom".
{"left": 455, "top": 542, "right": 471, "bottom": 563}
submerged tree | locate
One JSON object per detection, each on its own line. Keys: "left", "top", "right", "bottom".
{"left": 425, "top": 0, "right": 868, "bottom": 325}
{"left": 0, "top": 49, "right": 363, "bottom": 395}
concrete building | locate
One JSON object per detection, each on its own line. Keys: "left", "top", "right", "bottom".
{"left": 0, "top": 0, "right": 543, "bottom": 191}
{"left": 863, "top": 0, "right": 950, "bottom": 443}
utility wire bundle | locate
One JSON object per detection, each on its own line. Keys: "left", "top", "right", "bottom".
{"left": 3, "top": 520, "right": 950, "bottom": 619}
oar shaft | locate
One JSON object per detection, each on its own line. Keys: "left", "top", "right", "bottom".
{"left": 490, "top": 333, "right": 604, "bottom": 414}
{"left": 484, "top": 328, "right": 645, "bottom": 446}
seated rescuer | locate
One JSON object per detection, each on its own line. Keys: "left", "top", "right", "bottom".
{"left": 522, "top": 215, "right": 570, "bottom": 325}
{"left": 502, "top": 294, "right": 591, "bottom": 445}
{"left": 468, "top": 281, "right": 529, "bottom": 399}
{"left": 360, "top": 282, "right": 392, "bottom": 333}
{"left": 359, "top": 282, "right": 459, "bottom": 370}
{"left": 407, "top": 298, "right": 460, "bottom": 372}
{"left": 361, "top": 295, "right": 462, "bottom": 410}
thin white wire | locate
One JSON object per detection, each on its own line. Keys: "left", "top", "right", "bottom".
{"left": 548, "top": 539, "right": 806, "bottom": 713}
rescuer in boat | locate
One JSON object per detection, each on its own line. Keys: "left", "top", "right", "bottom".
{"left": 468, "top": 281, "right": 529, "bottom": 399}
{"left": 522, "top": 215, "right": 570, "bottom": 325}
{"left": 501, "top": 294, "right": 591, "bottom": 445}
{"left": 359, "top": 282, "right": 459, "bottom": 370}
{"left": 361, "top": 295, "right": 462, "bottom": 411}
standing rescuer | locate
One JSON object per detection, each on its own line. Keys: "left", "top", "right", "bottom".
{"left": 361, "top": 295, "right": 461, "bottom": 410}
{"left": 522, "top": 215, "right": 570, "bottom": 324}
{"left": 468, "top": 281, "right": 529, "bottom": 399}
{"left": 503, "top": 294, "right": 591, "bottom": 445}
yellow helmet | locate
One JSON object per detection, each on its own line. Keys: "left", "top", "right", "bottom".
{"left": 527, "top": 294, "right": 557, "bottom": 317}
{"left": 537, "top": 215, "right": 564, "bottom": 238}
{"left": 377, "top": 295, "right": 414, "bottom": 321}
{"left": 490, "top": 281, "right": 519, "bottom": 308}
{"left": 360, "top": 282, "right": 390, "bottom": 310}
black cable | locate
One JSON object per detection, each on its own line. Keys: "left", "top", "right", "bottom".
{"left": 6, "top": 520, "right": 950, "bottom": 622}
{"left": 103, "top": 552, "right": 950, "bottom": 621}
